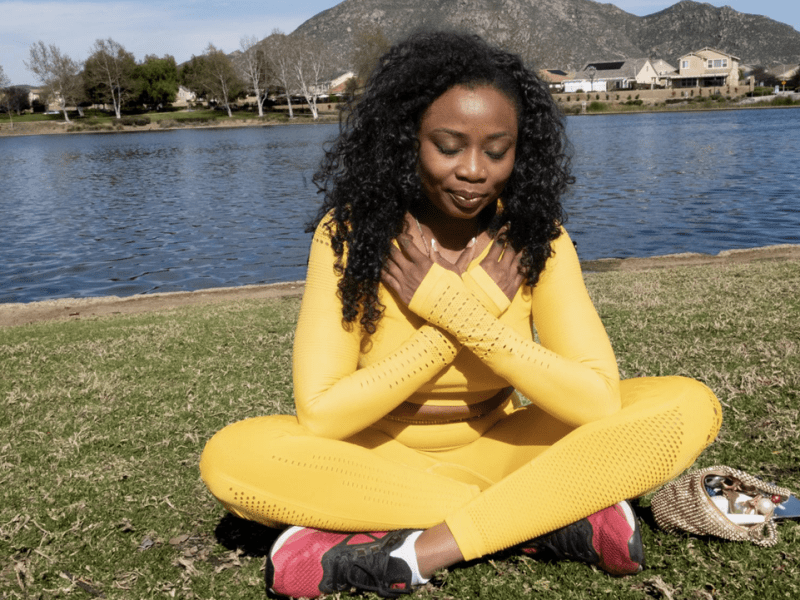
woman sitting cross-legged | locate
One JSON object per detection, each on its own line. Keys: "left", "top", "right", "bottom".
{"left": 200, "top": 30, "right": 722, "bottom": 599}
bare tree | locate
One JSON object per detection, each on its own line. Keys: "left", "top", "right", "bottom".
{"left": 350, "top": 22, "right": 390, "bottom": 86}
{"left": 264, "top": 30, "right": 296, "bottom": 119}
{"left": 84, "top": 38, "right": 136, "bottom": 118}
{"left": 25, "top": 41, "right": 82, "bottom": 122}
{"left": 292, "top": 35, "right": 328, "bottom": 120}
{"left": 237, "top": 35, "right": 273, "bottom": 117}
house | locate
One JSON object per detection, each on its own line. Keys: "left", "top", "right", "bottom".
{"left": 650, "top": 59, "right": 677, "bottom": 87}
{"left": 326, "top": 71, "right": 356, "bottom": 95}
{"left": 767, "top": 63, "right": 799, "bottom": 83}
{"left": 539, "top": 69, "right": 571, "bottom": 93}
{"left": 669, "top": 48, "right": 740, "bottom": 88}
{"left": 174, "top": 85, "right": 197, "bottom": 107}
{"left": 563, "top": 59, "right": 660, "bottom": 93}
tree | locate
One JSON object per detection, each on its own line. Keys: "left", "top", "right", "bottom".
{"left": 237, "top": 35, "right": 273, "bottom": 117}
{"left": 25, "top": 41, "right": 82, "bottom": 122}
{"left": 292, "top": 35, "right": 328, "bottom": 120}
{"left": 182, "top": 44, "right": 242, "bottom": 117}
{"left": 133, "top": 55, "right": 179, "bottom": 107}
{"left": 264, "top": 30, "right": 296, "bottom": 119}
{"left": 83, "top": 38, "right": 136, "bottom": 118}
{"left": 350, "top": 22, "right": 390, "bottom": 86}
{"left": 789, "top": 67, "right": 800, "bottom": 92}
{"left": 3, "top": 86, "right": 32, "bottom": 114}
{"left": 749, "top": 66, "right": 778, "bottom": 88}
{"left": 344, "top": 76, "right": 359, "bottom": 100}
{"left": 0, "top": 64, "right": 12, "bottom": 128}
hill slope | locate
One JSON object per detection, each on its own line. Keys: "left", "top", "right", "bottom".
{"left": 290, "top": 0, "right": 800, "bottom": 71}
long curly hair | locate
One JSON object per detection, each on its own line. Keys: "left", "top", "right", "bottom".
{"left": 310, "top": 30, "right": 573, "bottom": 333}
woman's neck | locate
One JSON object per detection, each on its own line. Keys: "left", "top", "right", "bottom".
{"left": 411, "top": 203, "right": 494, "bottom": 252}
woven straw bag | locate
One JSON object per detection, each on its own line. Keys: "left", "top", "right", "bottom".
{"left": 651, "top": 465, "right": 793, "bottom": 547}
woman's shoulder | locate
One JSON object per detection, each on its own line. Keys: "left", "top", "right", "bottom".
{"left": 310, "top": 209, "right": 337, "bottom": 242}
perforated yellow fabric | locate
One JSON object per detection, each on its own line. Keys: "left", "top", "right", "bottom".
{"left": 293, "top": 220, "right": 619, "bottom": 439}
{"left": 445, "top": 378, "right": 722, "bottom": 559}
{"left": 292, "top": 225, "right": 463, "bottom": 439}
{"left": 201, "top": 218, "right": 722, "bottom": 562}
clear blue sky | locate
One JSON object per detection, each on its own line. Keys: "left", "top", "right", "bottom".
{"left": 2, "top": 1, "right": 798, "bottom": 86}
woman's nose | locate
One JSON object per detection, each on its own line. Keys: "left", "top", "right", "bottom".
{"left": 455, "top": 148, "right": 487, "bottom": 181}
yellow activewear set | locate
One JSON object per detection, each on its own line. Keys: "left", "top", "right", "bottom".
{"left": 201, "top": 219, "right": 722, "bottom": 561}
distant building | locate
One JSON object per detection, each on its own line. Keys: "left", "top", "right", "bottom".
{"left": 670, "top": 48, "right": 740, "bottom": 88}
{"left": 175, "top": 86, "right": 197, "bottom": 107}
{"left": 563, "top": 59, "right": 660, "bottom": 93}
{"left": 538, "top": 69, "right": 571, "bottom": 93}
{"left": 767, "top": 63, "right": 799, "bottom": 83}
{"left": 326, "top": 71, "right": 356, "bottom": 95}
{"left": 650, "top": 59, "right": 678, "bottom": 87}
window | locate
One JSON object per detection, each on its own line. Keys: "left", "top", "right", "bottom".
{"left": 708, "top": 60, "right": 714, "bottom": 69}
{"left": 682, "top": 60, "right": 690, "bottom": 69}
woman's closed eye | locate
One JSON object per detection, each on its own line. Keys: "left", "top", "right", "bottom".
{"left": 436, "top": 144, "right": 461, "bottom": 156}
{"left": 485, "top": 148, "right": 510, "bottom": 160}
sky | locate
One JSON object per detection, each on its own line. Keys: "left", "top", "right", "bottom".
{"left": 2, "top": 0, "right": 798, "bottom": 86}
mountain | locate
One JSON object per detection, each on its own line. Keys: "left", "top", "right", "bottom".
{"left": 289, "top": 0, "right": 800, "bottom": 71}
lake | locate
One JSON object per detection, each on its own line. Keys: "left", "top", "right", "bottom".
{"left": 1, "top": 108, "right": 799, "bottom": 304}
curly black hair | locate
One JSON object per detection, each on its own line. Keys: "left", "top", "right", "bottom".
{"left": 310, "top": 30, "right": 573, "bottom": 333}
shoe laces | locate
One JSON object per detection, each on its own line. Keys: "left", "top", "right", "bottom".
{"left": 534, "top": 519, "right": 597, "bottom": 563}
{"left": 332, "top": 531, "right": 412, "bottom": 598}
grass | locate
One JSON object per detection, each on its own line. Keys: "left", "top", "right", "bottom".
{"left": 0, "top": 107, "right": 332, "bottom": 132}
{"left": 1, "top": 259, "right": 799, "bottom": 599}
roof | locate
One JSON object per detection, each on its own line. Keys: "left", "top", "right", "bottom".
{"left": 681, "top": 47, "right": 741, "bottom": 62}
{"left": 575, "top": 58, "right": 651, "bottom": 80}
{"left": 651, "top": 59, "right": 677, "bottom": 75}
{"left": 539, "top": 69, "right": 570, "bottom": 83}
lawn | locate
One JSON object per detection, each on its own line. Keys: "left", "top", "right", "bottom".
{"left": 1, "top": 259, "right": 799, "bottom": 599}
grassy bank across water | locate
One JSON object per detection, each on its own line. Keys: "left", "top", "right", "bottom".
{"left": 0, "top": 108, "right": 339, "bottom": 137}
{"left": 1, "top": 258, "right": 799, "bottom": 599}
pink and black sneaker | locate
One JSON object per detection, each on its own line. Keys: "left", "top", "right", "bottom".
{"left": 266, "top": 526, "right": 416, "bottom": 598}
{"left": 521, "top": 500, "right": 645, "bottom": 576}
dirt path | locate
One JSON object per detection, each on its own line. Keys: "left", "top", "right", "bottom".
{"left": 3, "top": 244, "right": 800, "bottom": 328}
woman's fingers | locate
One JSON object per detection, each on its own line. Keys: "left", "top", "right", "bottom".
{"left": 452, "top": 237, "right": 477, "bottom": 273}
{"left": 480, "top": 230, "right": 525, "bottom": 301}
{"left": 382, "top": 235, "right": 434, "bottom": 306}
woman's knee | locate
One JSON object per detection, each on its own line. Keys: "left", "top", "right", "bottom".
{"left": 199, "top": 414, "right": 304, "bottom": 497}
{"left": 620, "top": 375, "right": 723, "bottom": 444}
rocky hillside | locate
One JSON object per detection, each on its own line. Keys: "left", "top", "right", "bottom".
{"left": 290, "top": 0, "right": 800, "bottom": 71}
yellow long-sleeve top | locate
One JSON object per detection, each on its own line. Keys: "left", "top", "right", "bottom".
{"left": 292, "top": 218, "right": 621, "bottom": 443}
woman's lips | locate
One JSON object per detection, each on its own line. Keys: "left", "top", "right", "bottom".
{"left": 449, "top": 191, "right": 485, "bottom": 208}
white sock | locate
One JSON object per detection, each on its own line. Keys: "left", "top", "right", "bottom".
{"left": 389, "top": 530, "right": 429, "bottom": 585}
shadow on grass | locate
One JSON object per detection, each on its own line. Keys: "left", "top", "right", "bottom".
{"left": 214, "top": 513, "right": 282, "bottom": 557}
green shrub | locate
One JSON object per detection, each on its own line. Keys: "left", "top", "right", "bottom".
{"left": 770, "top": 96, "right": 795, "bottom": 106}
{"left": 118, "top": 116, "right": 151, "bottom": 127}
{"left": 587, "top": 101, "right": 608, "bottom": 112}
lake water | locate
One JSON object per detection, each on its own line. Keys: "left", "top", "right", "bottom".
{"left": 1, "top": 109, "right": 799, "bottom": 304}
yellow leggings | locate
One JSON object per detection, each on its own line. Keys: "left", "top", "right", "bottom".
{"left": 200, "top": 376, "right": 721, "bottom": 561}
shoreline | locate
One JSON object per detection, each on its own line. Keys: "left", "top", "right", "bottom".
{"left": 0, "top": 113, "right": 341, "bottom": 138}
{"left": 2, "top": 100, "right": 798, "bottom": 138}
{"left": 2, "top": 243, "right": 799, "bottom": 327}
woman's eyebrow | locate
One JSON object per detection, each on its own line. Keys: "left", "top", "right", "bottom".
{"left": 431, "top": 128, "right": 514, "bottom": 139}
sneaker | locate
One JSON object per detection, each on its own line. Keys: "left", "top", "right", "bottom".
{"left": 521, "top": 500, "right": 644, "bottom": 576}
{"left": 266, "top": 526, "right": 417, "bottom": 598}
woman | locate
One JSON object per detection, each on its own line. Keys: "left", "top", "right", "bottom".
{"left": 200, "top": 31, "right": 722, "bottom": 598}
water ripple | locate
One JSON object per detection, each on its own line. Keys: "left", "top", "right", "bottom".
{"left": 2, "top": 110, "right": 799, "bottom": 304}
